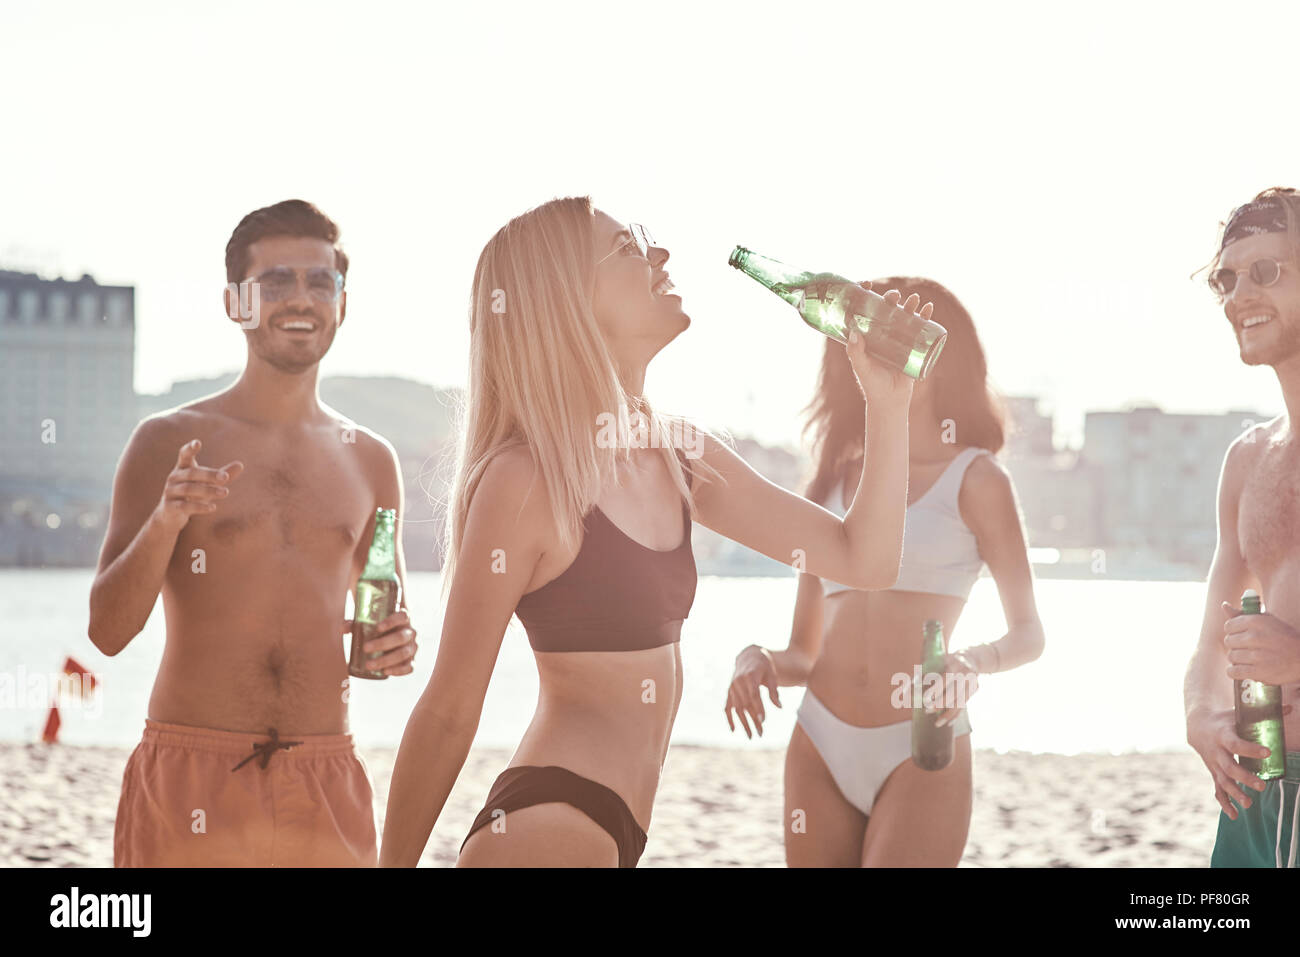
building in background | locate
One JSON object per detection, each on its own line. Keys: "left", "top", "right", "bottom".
{"left": 1082, "top": 404, "right": 1266, "bottom": 570}
{"left": 1000, "top": 397, "right": 1267, "bottom": 579}
{"left": 0, "top": 271, "right": 136, "bottom": 565}
{"left": 1002, "top": 394, "right": 1101, "bottom": 556}
{"left": 0, "top": 276, "right": 1274, "bottom": 582}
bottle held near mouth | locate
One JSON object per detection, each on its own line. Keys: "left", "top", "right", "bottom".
{"left": 728, "top": 245, "right": 948, "bottom": 380}
{"left": 349, "top": 508, "right": 401, "bottom": 680}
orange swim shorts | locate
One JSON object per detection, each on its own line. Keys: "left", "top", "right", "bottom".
{"left": 114, "top": 719, "right": 378, "bottom": 867}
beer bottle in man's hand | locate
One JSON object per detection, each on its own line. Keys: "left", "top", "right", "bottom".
{"left": 349, "top": 508, "right": 401, "bottom": 680}
{"left": 1235, "top": 589, "right": 1286, "bottom": 780}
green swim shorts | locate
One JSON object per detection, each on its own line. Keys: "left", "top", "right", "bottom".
{"left": 1210, "top": 751, "right": 1300, "bottom": 868}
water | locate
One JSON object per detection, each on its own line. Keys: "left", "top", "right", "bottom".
{"left": 0, "top": 570, "right": 1204, "bottom": 754}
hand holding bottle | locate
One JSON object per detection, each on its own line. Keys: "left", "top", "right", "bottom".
{"left": 728, "top": 247, "right": 948, "bottom": 379}
{"left": 1189, "top": 591, "right": 1292, "bottom": 816}
{"left": 343, "top": 608, "right": 418, "bottom": 677}
{"left": 1223, "top": 590, "right": 1287, "bottom": 780}
{"left": 1222, "top": 599, "right": 1300, "bottom": 686}
{"left": 1187, "top": 706, "right": 1275, "bottom": 819}
{"left": 846, "top": 287, "right": 931, "bottom": 412}
{"left": 349, "top": 508, "right": 404, "bottom": 680}
{"left": 933, "top": 649, "right": 980, "bottom": 729}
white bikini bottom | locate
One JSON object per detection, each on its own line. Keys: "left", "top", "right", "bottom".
{"left": 796, "top": 688, "right": 972, "bottom": 817}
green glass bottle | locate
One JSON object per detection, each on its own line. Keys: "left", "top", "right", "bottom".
{"left": 349, "top": 508, "right": 401, "bottom": 681}
{"left": 1234, "top": 589, "right": 1286, "bottom": 779}
{"left": 912, "top": 619, "right": 954, "bottom": 771}
{"left": 728, "top": 245, "right": 948, "bottom": 380}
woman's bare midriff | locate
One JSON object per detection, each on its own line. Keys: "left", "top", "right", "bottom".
{"left": 806, "top": 588, "right": 969, "bottom": 727}
{"left": 507, "top": 643, "right": 684, "bottom": 832}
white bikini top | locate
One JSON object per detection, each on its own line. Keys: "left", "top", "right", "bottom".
{"left": 819, "top": 446, "right": 989, "bottom": 600}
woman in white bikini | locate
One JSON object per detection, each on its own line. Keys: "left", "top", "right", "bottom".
{"left": 725, "top": 276, "right": 1045, "bottom": 867}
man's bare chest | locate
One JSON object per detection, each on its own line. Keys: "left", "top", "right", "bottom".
{"left": 175, "top": 430, "right": 374, "bottom": 560}
{"left": 1238, "top": 443, "right": 1300, "bottom": 581}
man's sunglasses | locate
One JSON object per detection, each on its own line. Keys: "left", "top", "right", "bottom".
{"left": 243, "top": 266, "right": 345, "bottom": 303}
{"left": 596, "top": 224, "right": 655, "bottom": 265}
{"left": 1208, "top": 258, "right": 1287, "bottom": 297}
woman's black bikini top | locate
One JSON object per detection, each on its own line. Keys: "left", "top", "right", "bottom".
{"left": 516, "top": 450, "right": 697, "bottom": 653}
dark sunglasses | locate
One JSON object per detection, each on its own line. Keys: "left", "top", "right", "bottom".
{"left": 1208, "top": 258, "right": 1286, "bottom": 297}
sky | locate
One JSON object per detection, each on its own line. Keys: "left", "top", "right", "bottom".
{"left": 2, "top": 0, "right": 1296, "bottom": 449}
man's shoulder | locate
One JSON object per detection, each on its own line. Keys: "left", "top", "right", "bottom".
{"left": 127, "top": 404, "right": 221, "bottom": 454}
{"left": 335, "top": 419, "right": 397, "bottom": 455}
{"left": 319, "top": 405, "right": 400, "bottom": 470}
{"left": 1217, "top": 415, "right": 1290, "bottom": 507}
{"left": 1247, "top": 413, "right": 1286, "bottom": 441}
{"left": 139, "top": 390, "right": 236, "bottom": 428}
{"left": 1225, "top": 414, "right": 1285, "bottom": 466}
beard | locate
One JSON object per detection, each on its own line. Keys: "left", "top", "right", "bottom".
{"left": 254, "top": 348, "right": 322, "bottom": 374}
{"left": 245, "top": 317, "right": 337, "bottom": 374}
{"left": 1241, "top": 317, "right": 1300, "bottom": 368}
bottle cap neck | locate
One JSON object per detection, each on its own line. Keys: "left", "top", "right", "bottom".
{"left": 362, "top": 509, "right": 398, "bottom": 575}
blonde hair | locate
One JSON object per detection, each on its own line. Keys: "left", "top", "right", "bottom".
{"left": 439, "top": 196, "right": 724, "bottom": 599}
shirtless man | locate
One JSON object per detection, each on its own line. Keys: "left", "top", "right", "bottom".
{"left": 89, "top": 199, "right": 418, "bottom": 867}
{"left": 1186, "top": 188, "right": 1300, "bottom": 868}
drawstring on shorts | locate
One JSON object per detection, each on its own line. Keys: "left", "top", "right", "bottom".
{"left": 230, "top": 727, "right": 304, "bottom": 772}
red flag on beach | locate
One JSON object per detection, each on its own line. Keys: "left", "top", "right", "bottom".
{"left": 40, "top": 656, "right": 98, "bottom": 743}
{"left": 41, "top": 705, "right": 61, "bottom": 744}
{"left": 61, "top": 656, "right": 98, "bottom": 697}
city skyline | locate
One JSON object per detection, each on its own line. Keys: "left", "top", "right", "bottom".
{"left": 0, "top": 265, "right": 1266, "bottom": 578}
{"left": 1, "top": 260, "right": 1286, "bottom": 454}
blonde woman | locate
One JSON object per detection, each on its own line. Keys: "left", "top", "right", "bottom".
{"left": 379, "top": 198, "right": 933, "bottom": 867}
{"left": 725, "top": 278, "right": 1045, "bottom": 867}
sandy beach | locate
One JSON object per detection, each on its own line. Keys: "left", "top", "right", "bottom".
{"left": 0, "top": 742, "right": 1221, "bottom": 867}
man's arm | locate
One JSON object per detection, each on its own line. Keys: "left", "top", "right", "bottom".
{"left": 88, "top": 422, "right": 243, "bottom": 656}
{"left": 1184, "top": 434, "right": 1267, "bottom": 818}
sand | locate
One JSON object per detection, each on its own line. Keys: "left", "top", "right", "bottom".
{"left": 0, "top": 743, "right": 1221, "bottom": 867}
